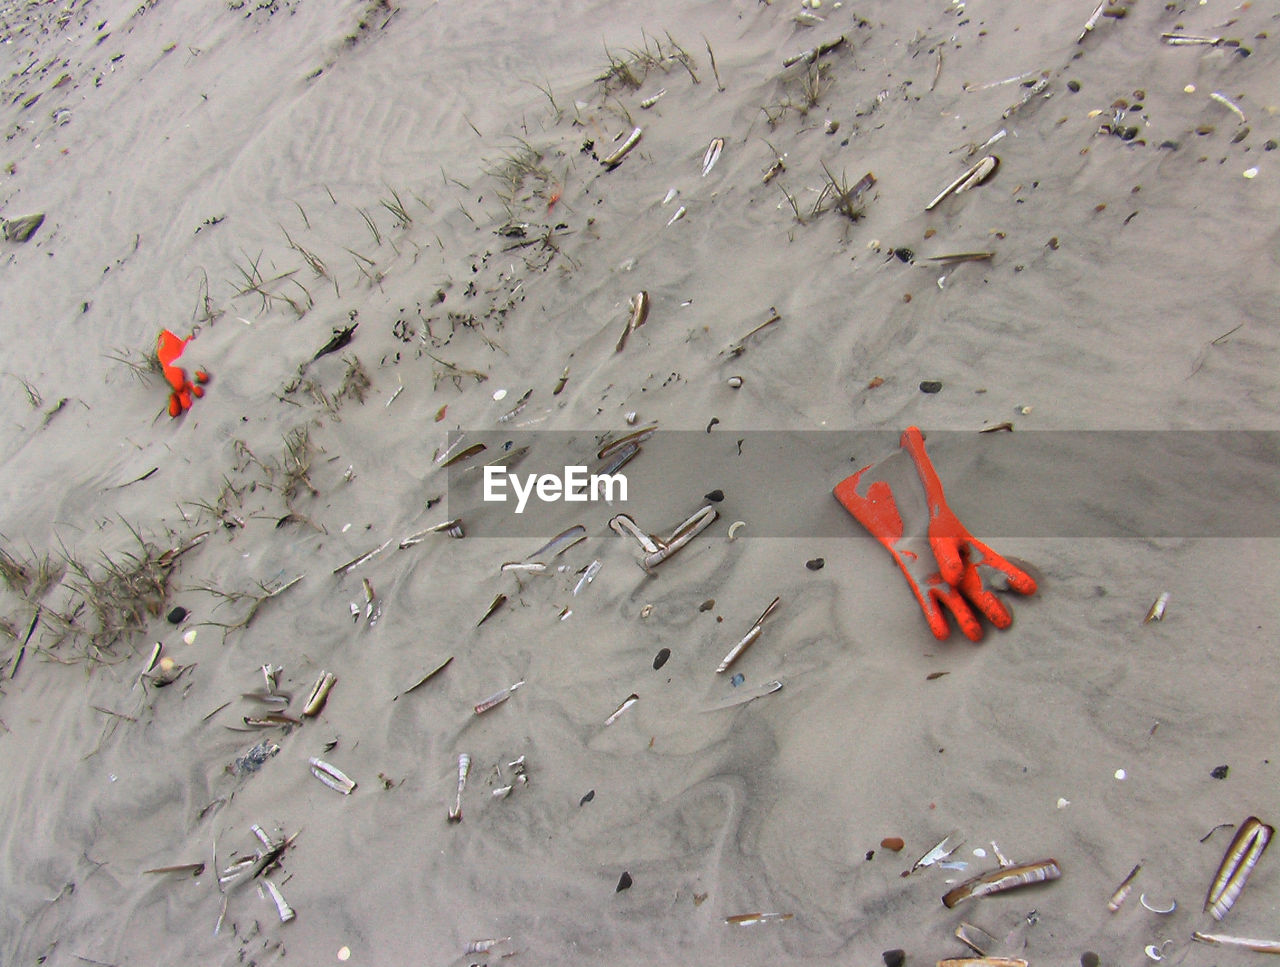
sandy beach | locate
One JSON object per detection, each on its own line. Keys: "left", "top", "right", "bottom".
{"left": 1, "top": 0, "right": 1277, "bottom": 964}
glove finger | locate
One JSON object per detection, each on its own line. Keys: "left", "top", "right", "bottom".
{"left": 967, "top": 537, "right": 1037, "bottom": 595}
{"left": 168, "top": 393, "right": 181, "bottom": 418}
{"left": 930, "top": 582, "right": 984, "bottom": 642}
{"left": 906, "top": 581, "right": 952, "bottom": 640}
{"left": 190, "top": 383, "right": 204, "bottom": 399}
{"left": 957, "top": 564, "right": 1014, "bottom": 630}
{"left": 929, "top": 531, "right": 966, "bottom": 589}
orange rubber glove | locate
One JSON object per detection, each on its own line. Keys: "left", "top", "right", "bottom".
{"left": 833, "top": 426, "right": 1037, "bottom": 641}
{"left": 156, "top": 329, "right": 210, "bottom": 417}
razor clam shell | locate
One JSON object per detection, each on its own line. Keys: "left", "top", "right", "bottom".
{"left": 601, "top": 127, "right": 642, "bottom": 168}
{"left": 308, "top": 757, "right": 356, "bottom": 794}
{"left": 302, "top": 671, "right": 336, "bottom": 717}
{"left": 942, "top": 858, "right": 1061, "bottom": 908}
{"left": 924, "top": 156, "right": 999, "bottom": 211}
{"left": 1205, "top": 816, "right": 1272, "bottom": 920}
{"left": 702, "top": 137, "right": 724, "bottom": 177}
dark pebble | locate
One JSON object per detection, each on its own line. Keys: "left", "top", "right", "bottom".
{"left": 704, "top": 489, "right": 725, "bottom": 502}
{"left": 919, "top": 380, "right": 943, "bottom": 394}
{"left": 1081, "top": 953, "right": 1100, "bottom": 967}
{"left": 805, "top": 558, "right": 825, "bottom": 571}
{"left": 1210, "top": 764, "right": 1229, "bottom": 780}
{"left": 882, "top": 950, "right": 906, "bottom": 967}
{"left": 893, "top": 247, "right": 914, "bottom": 263}
{"left": 580, "top": 789, "right": 595, "bottom": 806}
{"left": 166, "top": 606, "right": 188, "bottom": 624}
{"left": 699, "top": 599, "right": 716, "bottom": 612}
{"left": 616, "top": 871, "right": 633, "bottom": 892}
{"left": 1266, "top": 139, "right": 1278, "bottom": 151}
{"left": 653, "top": 647, "right": 671, "bottom": 670}
{"left": 1067, "top": 79, "right": 1081, "bottom": 92}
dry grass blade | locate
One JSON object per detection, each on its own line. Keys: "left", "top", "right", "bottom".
{"left": 44, "top": 524, "right": 203, "bottom": 659}
{"left": 819, "top": 163, "right": 874, "bottom": 221}
{"left": 379, "top": 185, "right": 412, "bottom": 229}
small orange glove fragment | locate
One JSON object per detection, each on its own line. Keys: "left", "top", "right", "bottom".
{"left": 156, "top": 329, "right": 210, "bottom": 417}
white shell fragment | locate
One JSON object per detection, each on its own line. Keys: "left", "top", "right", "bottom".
{"left": 1144, "top": 591, "right": 1170, "bottom": 623}
{"left": 667, "top": 205, "right": 687, "bottom": 226}
{"left": 309, "top": 757, "right": 357, "bottom": 795}
{"left": 604, "top": 693, "right": 639, "bottom": 726}
{"left": 925, "top": 156, "right": 1000, "bottom": 211}
{"left": 1140, "top": 893, "right": 1177, "bottom": 914}
{"left": 702, "top": 137, "right": 724, "bottom": 176}
{"left": 601, "top": 126, "right": 642, "bottom": 168}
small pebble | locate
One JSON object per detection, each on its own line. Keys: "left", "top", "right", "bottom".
{"left": 730, "top": 673, "right": 744, "bottom": 687}
{"left": 704, "top": 489, "right": 725, "bottom": 502}
{"left": 1265, "top": 139, "right": 1277, "bottom": 151}
{"left": 1081, "top": 953, "right": 1100, "bottom": 967}
{"left": 919, "top": 380, "right": 943, "bottom": 394}
{"left": 337, "top": 946, "right": 351, "bottom": 962}
{"left": 893, "top": 247, "right": 914, "bottom": 263}
{"left": 727, "top": 375, "right": 743, "bottom": 388}
{"left": 805, "top": 558, "right": 825, "bottom": 571}
{"left": 1243, "top": 167, "right": 1259, "bottom": 179}
{"left": 580, "top": 789, "right": 595, "bottom": 806}
{"left": 882, "top": 950, "right": 906, "bottom": 967}
{"left": 1210, "top": 764, "right": 1229, "bottom": 780}
{"left": 1067, "top": 79, "right": 1081, "bottom": 92}
{"left": 699, "top": 599, "right": 716, "bottom": 612}
{"left": 653, "top": 647, "right": 671, "bottom": 670}
{"left": 1115, "top": 768, "right": 1127, "bottom": 780}
{"left": 880, "top": 836, "right": 904, "bottom": 851}
{"left": 166, "top": 606, "right": 188, "bottom": 624}
{"left": 616, "top": 871, "right": 633, "bottom": 892}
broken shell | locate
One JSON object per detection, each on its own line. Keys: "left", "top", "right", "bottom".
{"left": 702, "top": 137, "right": 724, "bottom": 177}
{"left": 625, "top": 411, "right": 638, "bottom": 425}
{"left": 1139, "top": 893, "right": 1176, "bottom": 914}
{"left": 727, "top": 520, "right": 747, "bottom": 541}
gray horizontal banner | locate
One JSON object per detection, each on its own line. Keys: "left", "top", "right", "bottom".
{"left": 442, "top": 430, "right": 1279, "bottom": 539}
